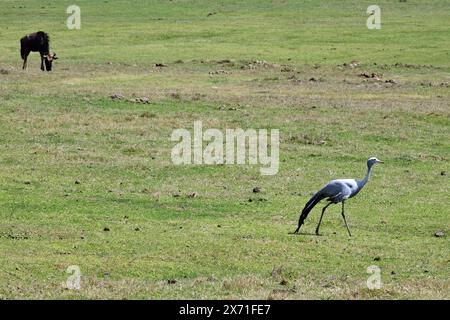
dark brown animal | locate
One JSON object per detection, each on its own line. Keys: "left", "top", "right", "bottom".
{"left": 20, "top": 31, "right": 58, "bottom": 71}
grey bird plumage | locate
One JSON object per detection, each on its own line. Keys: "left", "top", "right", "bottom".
{"left": 293, "top": 157, "right": 383, "bottom": 236}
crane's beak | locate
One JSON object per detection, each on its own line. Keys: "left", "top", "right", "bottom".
{"left": 377, "top": 160, "right": 384, "bottom": 164}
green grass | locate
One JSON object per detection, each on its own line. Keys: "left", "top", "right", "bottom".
{"left": 0, "top": 0, "right": 449, "bottom": 299}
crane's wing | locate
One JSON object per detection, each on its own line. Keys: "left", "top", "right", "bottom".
{"left": 325, "top": 179, "right": 356, "bottom": 202}
{"left": 296, "top": 179, "right": 355, "bottom": 229}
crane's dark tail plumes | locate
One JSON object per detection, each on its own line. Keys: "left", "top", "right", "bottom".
{"left": 293, "top": 192, "right": 325, "bottom": 234}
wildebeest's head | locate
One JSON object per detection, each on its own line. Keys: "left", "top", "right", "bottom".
{"left": 43, "top": 52, "right": 58, "bottom": 71}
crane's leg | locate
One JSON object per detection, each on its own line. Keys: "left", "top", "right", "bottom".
{"left": 315, "top": 202, "right": 332, "bottom": 236}
{"left": 341, "top": 201, "right": 352, "bottom": 237}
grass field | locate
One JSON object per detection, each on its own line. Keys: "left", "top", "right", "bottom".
{"left": 0, "top": 0, "right": 449, "bottom": 299}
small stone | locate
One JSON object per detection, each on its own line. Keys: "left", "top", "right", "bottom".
{"left": 110, "top": 93, "right": 124, "bottom": 100}
{"left": 103, "top": 227, "right": 110, "bottom": 232}
{"left": 167, "top": 279, "right": 177, "bottom": 284}
{"left": 252, "top": 187, "right": 261, "bottom": 193}
{"left": 440, "top": 171, "right": 446, "bottom": 176}
{"left": 349, "top": 60, "right": 360, "bottom": 68}
{"left": 434, "top": 231, "right": 445, "bottom": 237}
{"left": 138, "top": 97, "right": 150, "bottom": 104}
{"left": 373, "top": 256, "right": 381, "bottom": 261}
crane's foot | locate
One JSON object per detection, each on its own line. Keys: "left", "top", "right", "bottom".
{"left": 345, "top": 225, "right": 352, "bottom": 237}
{"left": 290, "top": 226, "right": 300, "bottom": 234}
{"left": 315, "top": 229, "right": 321, "bottom": 236}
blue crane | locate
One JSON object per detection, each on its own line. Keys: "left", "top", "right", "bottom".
{"left": 293, "top": 157, "right": 383, "bottom": 236}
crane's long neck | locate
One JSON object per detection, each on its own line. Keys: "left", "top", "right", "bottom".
{"left": 357, "top": 164, "right": 373, "bottom": 190}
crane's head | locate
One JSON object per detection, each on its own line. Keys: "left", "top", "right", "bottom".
{"left": 367, "top": 157, "right": 384, "bottom": 168}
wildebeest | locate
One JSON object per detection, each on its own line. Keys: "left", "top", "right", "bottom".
{"left": 20, "top": 31, "right": 58, "bottom": 71}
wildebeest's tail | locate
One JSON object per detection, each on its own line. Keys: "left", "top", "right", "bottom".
{"left": 20, "top": 37, "right": 27, "bottom": 59}
{"left": 293, "top": 192, "right": 326, "bottom": 233}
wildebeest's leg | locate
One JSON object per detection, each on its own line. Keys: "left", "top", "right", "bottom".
{"left": 315, "top": 202, "right": 332, "bottom": 235}
{"left": 22, "top": 50, "right": 30, "bottom": 70}
{"left": 40, "top": 55, "right": 45, "bottom": 71}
